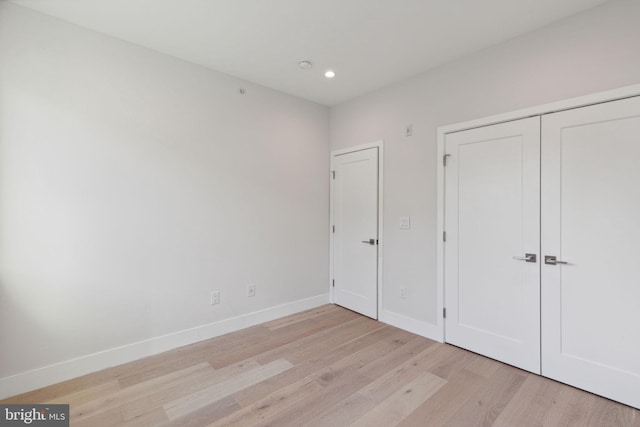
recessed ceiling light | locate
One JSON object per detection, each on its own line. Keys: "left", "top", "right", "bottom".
{"left": 325, "top": 70, "right": 336, "bottom": 78}
{"left": 298, "top": 60, "right": 312, "bottom": 70}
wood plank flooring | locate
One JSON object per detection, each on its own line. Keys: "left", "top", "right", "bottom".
{"left": 3, "top": 304, "right": 639, "bottom": 426}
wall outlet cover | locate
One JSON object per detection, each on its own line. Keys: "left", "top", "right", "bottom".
{"left": 211, "top": 291, "right": 220, "bottom": 305}
{"left": 399, "top": 216, "right": 411, "bottom": 229}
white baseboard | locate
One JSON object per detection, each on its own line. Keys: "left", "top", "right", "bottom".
{"left": 379, "top": 309, "right": 443, "bottom": 343}
{"left": 0, "top": 294, "right": 329, "bottom": 399}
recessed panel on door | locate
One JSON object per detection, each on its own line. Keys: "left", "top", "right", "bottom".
{"left": 332, "top": 148, "right": 378, "bottom": 319}
{"left": 541, "top": 96, "right": 640, "bottom": 409}
{"left": 445, "top": 117, "right": 540, "bottom": 374}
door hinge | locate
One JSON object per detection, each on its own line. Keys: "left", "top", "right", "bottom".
{"left": 332, "top": 225, "right": 335, "bottom": 233}
{"left": 443, "top": 307, "right": 447, "bottom": 318}
{"left": 332, "top": 279, "right": 335, "bottom": 288}
{"left": 443, "top": 154, "right": 451, "bottom": 166}
{"left": 443, "top": 231, "right": 446, "bottom": 242}
{"left": 331, "top": 170, "right": 335, "bottom": 179}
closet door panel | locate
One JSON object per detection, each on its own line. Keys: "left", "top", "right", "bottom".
{"left": 541, "top": 96, "right": 640, "bottom": 409}
{"left": 445, "top": 117, "right": 541, "bottom": 374}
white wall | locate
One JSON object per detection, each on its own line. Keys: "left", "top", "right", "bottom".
{"left": 3, "top": 0, "right": 640, "bottom": 399}
{"left": 0, "top": 3, "right": 329, "bottom": 397}
{"left": 330, "top": 0, "right": 640, "bottom": 335}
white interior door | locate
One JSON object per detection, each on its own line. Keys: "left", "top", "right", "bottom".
{"left": 444, "top": 117, "right": 541, "bottom": 374}
{"left": 541, "top": 96, "right": 640, "bottom": 409}
{"left": 331, "top": 147, "right": 379, "bottom": 319}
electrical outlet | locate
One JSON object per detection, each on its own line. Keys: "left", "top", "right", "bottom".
{"left": 210, "top": 291, "right": 220, "bottom": 305}
{"left": 400, "top": 216, "right": 411, "bottom": 229}
{"left": 400, "top": 287, "right": 408, "bottom": 299}
{"left": 247, "top": 283, "right": 256, "bottom": 297}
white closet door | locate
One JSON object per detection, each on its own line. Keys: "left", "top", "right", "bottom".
{"left": 445, "top": 117, "right": 541, "bottom": 374}
{"left": 541, "top": 96, "right": 640, "bottom": 409}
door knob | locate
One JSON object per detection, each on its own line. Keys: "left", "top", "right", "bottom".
{"left": 544, "top": 255, "right": 570, "bottom": 265}
{"left": 361, "top": 238, "right": 376, "bottom": 245}
{"left": 512, "top": 253, "right": 537, "bottom": 263}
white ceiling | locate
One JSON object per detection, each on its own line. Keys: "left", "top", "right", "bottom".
{"left": 10, "top": 0, "right": 611, "bottom": 106}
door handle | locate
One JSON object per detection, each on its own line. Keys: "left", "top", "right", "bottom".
{"left": 361, "top": 239, "right": 376, "bottom": 245}
{"left": 512, "top": 253, "right": 537, "bottom": 263}
{"left": 544, "top": 255, "right": 570, "bottom": 265}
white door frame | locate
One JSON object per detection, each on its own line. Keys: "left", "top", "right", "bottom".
{"left": 330, "top": 141, "right": 384, "bottom": 319}
{"left": 436, "top": 83, "right": 640, "bottom": 342}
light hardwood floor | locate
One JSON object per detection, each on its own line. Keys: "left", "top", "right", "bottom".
{"left": 3, "top": 304, "right": 639, "bottom": 426}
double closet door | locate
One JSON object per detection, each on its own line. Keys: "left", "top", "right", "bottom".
{"left": 444, "top": 96, "right": 640, "bottom": 409}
